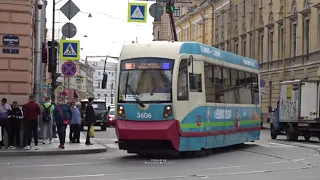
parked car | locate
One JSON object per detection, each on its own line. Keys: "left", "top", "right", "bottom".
{"left": 80, "top": 99, "right": 108, "bottom": 131}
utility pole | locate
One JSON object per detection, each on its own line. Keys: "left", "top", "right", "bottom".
{"left": 282, "top": 0, "right": 287, "bottom": 81}
{"left": 166, "top": 0, "right": 177, "bottom": 41}
{"left": 35, "top": 0, "right": 44, "bottom": 104}
{"left": 51, "top": 0, "right": 56, "bottom": 103}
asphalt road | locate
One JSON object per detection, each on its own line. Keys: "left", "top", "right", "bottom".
{"left": 0, "top": 128, "right": 320, "bottom": 180}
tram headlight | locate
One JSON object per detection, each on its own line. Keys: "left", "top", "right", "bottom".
{"left": 118, "top": 105, "right": 126, "bottom": 118}
{"left": 163, "top": 105, "right": 172, "bottom": 119}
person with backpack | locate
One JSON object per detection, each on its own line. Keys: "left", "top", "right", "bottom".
{"left": 40, "top": 97, "right": 54, "bottom": 144}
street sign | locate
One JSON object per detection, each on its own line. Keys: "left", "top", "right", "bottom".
{"left": 57, "top": 85, "right": 64, "bottom": 92}
{"left": 61, "top": 61, "right": 77, "bottom": 77}
{"left": 2, "top": 49, "right": 19, "bottom": 54}
{"left": 59, "top": 40, "right": 80, "bottom": 60}
{"left": 128, "top": 2, "right": 147, "bottom": 23}
{"left": 60, "top": 0, "right": 80, "bottom": 20}
{"left": 3, "top": 35, "right": 19, "bottom": 46}
{"left": 61, "top": 23, "right": 77, "bottom": 38}
{"left": 149, "top": 3, "right": 163, "bottom": 21}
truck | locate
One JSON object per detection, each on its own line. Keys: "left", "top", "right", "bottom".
{"left": 270, "top": 80, "right": 320, "bottom": 141}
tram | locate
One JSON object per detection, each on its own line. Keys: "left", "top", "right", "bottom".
{"left": 114, "top": 41, "right": 261, "bottom": 155}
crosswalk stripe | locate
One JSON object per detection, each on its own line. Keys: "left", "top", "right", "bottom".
{"left": 105, "top": 144, "right": 119, "bottom": 149}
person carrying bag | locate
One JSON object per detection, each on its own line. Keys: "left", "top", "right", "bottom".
{"left": 53, "top": 97, "right": 72, "bottom": 149}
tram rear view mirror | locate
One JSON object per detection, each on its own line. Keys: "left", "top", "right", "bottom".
{"left": 101, "top": 73, "right": 108, "bottom": 89}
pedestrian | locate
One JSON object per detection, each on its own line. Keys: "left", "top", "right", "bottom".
{"left": 22, "top": 95, "right": 41, "bottom": 150}
{"left": 85, "top": 97, "right": 96, "bottom": 145}
{"left": 40, "top": 97, "right": 54, "bottom": 144}
{"left": 69, "top": 102, "right": 81, "bottom": 143}
{"left": 0, "top": 98, "right": 13, "bottom": 149}
{"left": 10, "top": 101, "right": 23, "bottom": 148}
{"left": 53, "top": 97, "right": 72, "bottom": 149}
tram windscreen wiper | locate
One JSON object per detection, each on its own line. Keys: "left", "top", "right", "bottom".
{"left": 125, "top": 84, "right": 145, "bottom": 107}
{"left": 124, "top": 72, "right": 145, "bottom": 107}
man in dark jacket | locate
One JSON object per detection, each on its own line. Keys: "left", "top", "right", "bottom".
{"left": 85, "top": 97, "right": 96, "bottom": 145}
{"left": 10, "top": 101, "right": 23, "bottom": 148}
{"left": 22, "top": 95, "right": 41, "bottom": 150}
{"left": 53, "top": 97, "right": 72, "bottom": 149}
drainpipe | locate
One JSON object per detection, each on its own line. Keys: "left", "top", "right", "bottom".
{"left": 35, "top": 0, "right": 44, "bottom": 103}
{"left": 207, "top": 0, "right": 214, "bottom": 46}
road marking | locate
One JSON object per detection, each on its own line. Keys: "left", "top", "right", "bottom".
{"left": 105, "top": 143, "right": 119, "bottom": 149}
{"left": 22, "top": 174, "right": 106, "bottom": 179}
{"left": 291, "top": 142, "right": 320, "bottom": 149}
{"left": 22, "top": 173, "right": 138, "bottom": 179}
{"left": 10, "top": 162, "right": 107, "bottom": 168}
{"left": 93, "top": 138, "right": 118, "bottom": 141}
{"left": 247, "top": 141, "right": 293, "bottom": 148}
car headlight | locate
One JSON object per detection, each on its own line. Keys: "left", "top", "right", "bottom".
{"left": 101, "top": 114, "right": 104, "bottom": 117}
{"left": 83, "top": 114, "right": 86, "bottom": 117}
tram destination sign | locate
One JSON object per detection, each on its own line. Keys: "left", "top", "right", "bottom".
{"left": 122, "top": 61, "right": 173, "bottom": 70}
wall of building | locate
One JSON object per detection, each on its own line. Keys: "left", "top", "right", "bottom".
{"left": 0, "top": 0, "right": 37, "bottom": 104}
{"left": 174, "top": 0, "right": 320, "bottom": 114}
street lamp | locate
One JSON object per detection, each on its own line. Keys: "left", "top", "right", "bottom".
{"left": 88, "top": 13, "right": 92, "bottom": 18}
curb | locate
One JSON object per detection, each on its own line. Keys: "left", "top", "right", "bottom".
{"left": 0, "top": 146, "right": 107, "bottom": 157}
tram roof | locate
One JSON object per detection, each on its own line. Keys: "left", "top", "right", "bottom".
{"left": 120, "top": 41, "right": 259, "bottom": 70}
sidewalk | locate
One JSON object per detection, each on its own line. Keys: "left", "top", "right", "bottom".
{"left": 262, "top": 122, "right": 271, "bottom": 129}
{"left": 0, "top": 128, "right": 107, "bottom": 157}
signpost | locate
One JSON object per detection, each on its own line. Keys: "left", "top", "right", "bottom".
{"left": 127, "top": 2, "right": 147, "bottom": 23}
{"left": 149, "top": 3, "right": 163, "bottom": 21}
{"left": 61, "top": 61, "right": 77, "bottom": 77}
{"left": 2, "top": 35, "right": 19, "bottom": 46}
{"left": 59, "top": 40, "right": 80, "bottom": 60}
{"left": 61, "top": 22, "right": 77, "bottom": 38}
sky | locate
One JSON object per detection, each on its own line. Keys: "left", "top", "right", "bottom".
{"left": 46, "top": 0, "right": 155, "bottom": 60}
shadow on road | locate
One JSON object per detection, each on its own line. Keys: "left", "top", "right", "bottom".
{"left": 109, "top": 143, "right": 259, "bottom": 162}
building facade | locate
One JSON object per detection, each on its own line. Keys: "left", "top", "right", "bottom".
{"left": 175, "top": 0, "right": 320, "bottom": 114}
{"left": 0, "top": 0, "right": 47, "bottom": 104}
{"left": 87, "top": 59, "right": 117, "bottom": 104}
{"left": 153, "top": 0, "right": 201, "bottom": 41}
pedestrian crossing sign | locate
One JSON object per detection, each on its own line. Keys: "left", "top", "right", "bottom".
{"left": 127, "top": 2, "right": 147, "bottom": 23}
{"left": 59, "top": 40, "right": 80, "bottom": 60}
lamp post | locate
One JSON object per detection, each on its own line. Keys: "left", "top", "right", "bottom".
{"left": 51, "top": 0, "right": 56, "bottom": 103}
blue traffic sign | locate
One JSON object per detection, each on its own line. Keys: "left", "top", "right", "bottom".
{"left": 127, "top": 2, "right": 147, "bottom": 23}
{"left": 61, "top": 61, "right": 77, "bottom": 77}
{"left": 59, "top": 40, "right": 80, "bottom": 60}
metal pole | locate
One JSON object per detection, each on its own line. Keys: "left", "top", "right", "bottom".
{"left": 35, "top": 3, "right": 42, "bottom": 104}
{"left": 51, "top": 0, "right": 56, "bottom": 103}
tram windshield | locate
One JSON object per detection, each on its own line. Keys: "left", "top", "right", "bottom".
{"left": 118, "top": 58, "right": 174, "bottom": 104}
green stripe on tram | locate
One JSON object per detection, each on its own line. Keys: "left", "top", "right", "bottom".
{"left": 180, "top": 120, "right": 261, "bottom": 129}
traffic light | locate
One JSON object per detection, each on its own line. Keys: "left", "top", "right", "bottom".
{"left": 166, "top": 0, "right": 175, "bottom": 14}
{"left": 101, "top": 73, "right": 108, "bottom": 89}
{"left": 52, "top": 73, "right": 61, "bottom": 89}
{"left": 48, "top": 41, "right": 58, "bottom": 73}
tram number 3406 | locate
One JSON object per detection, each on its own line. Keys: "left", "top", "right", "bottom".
{"left": 137, "top": 112, "right": 152, "bottom": 118}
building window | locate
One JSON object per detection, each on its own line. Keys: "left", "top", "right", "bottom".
{"left": 174, "top": 7, "right": 180, "bottom": 17}
{"left": 304, "top": 17, "right": 310, "bottom": 54}
{"left": 98, "top": 82, "right": 101, "bottom": 88}
{"left": 259, "top": 0, "right": 263, "bottom": 8}
{"left": 291, "top": 22, "right": 297, "bottom": 57}
{"left": 235, "top": 4, "right": 238, "bottom": 19}
{"left": 98, "top": 72, "right": 100, "bottom": 75}
{"left": 216, "top": 15, "right": 219, "bottom": 29}
{"left": 259, "top": 31, "right": 264, "bottom": 64}
{"left": 278, "top": 24, "right": 284, "bottom": 60}
{"left": 318, "top": 9, "right": 320, "bottom": 49}
{"left": 234, "top": 40, "right": 239, "bottom": 54}
{"left": 249, "top": 33, "right": 253, "bottom": 58}
{"left": 243, "top": 0, "right": 245, "bottom": 16}
{"left": 242, "top": 36, "right": 246, "bottom": 57}
{"left": 268, "top": 30, "right": 274, "bottom": 66}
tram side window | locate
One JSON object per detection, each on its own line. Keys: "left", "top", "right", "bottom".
{"left": 214, "top": 66, "right": 224, "bottom": 103}
{"left": 189, "top": 73, "right": 202, "bottom": 92}
{"left": 239, "top": 71, "right": 251, "bottom": 104}
{"left": 252, "top": 73, "right": 260, "bottom": 104}
{"left": 177, "top": 59, "right": 189, "bottom": 100}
